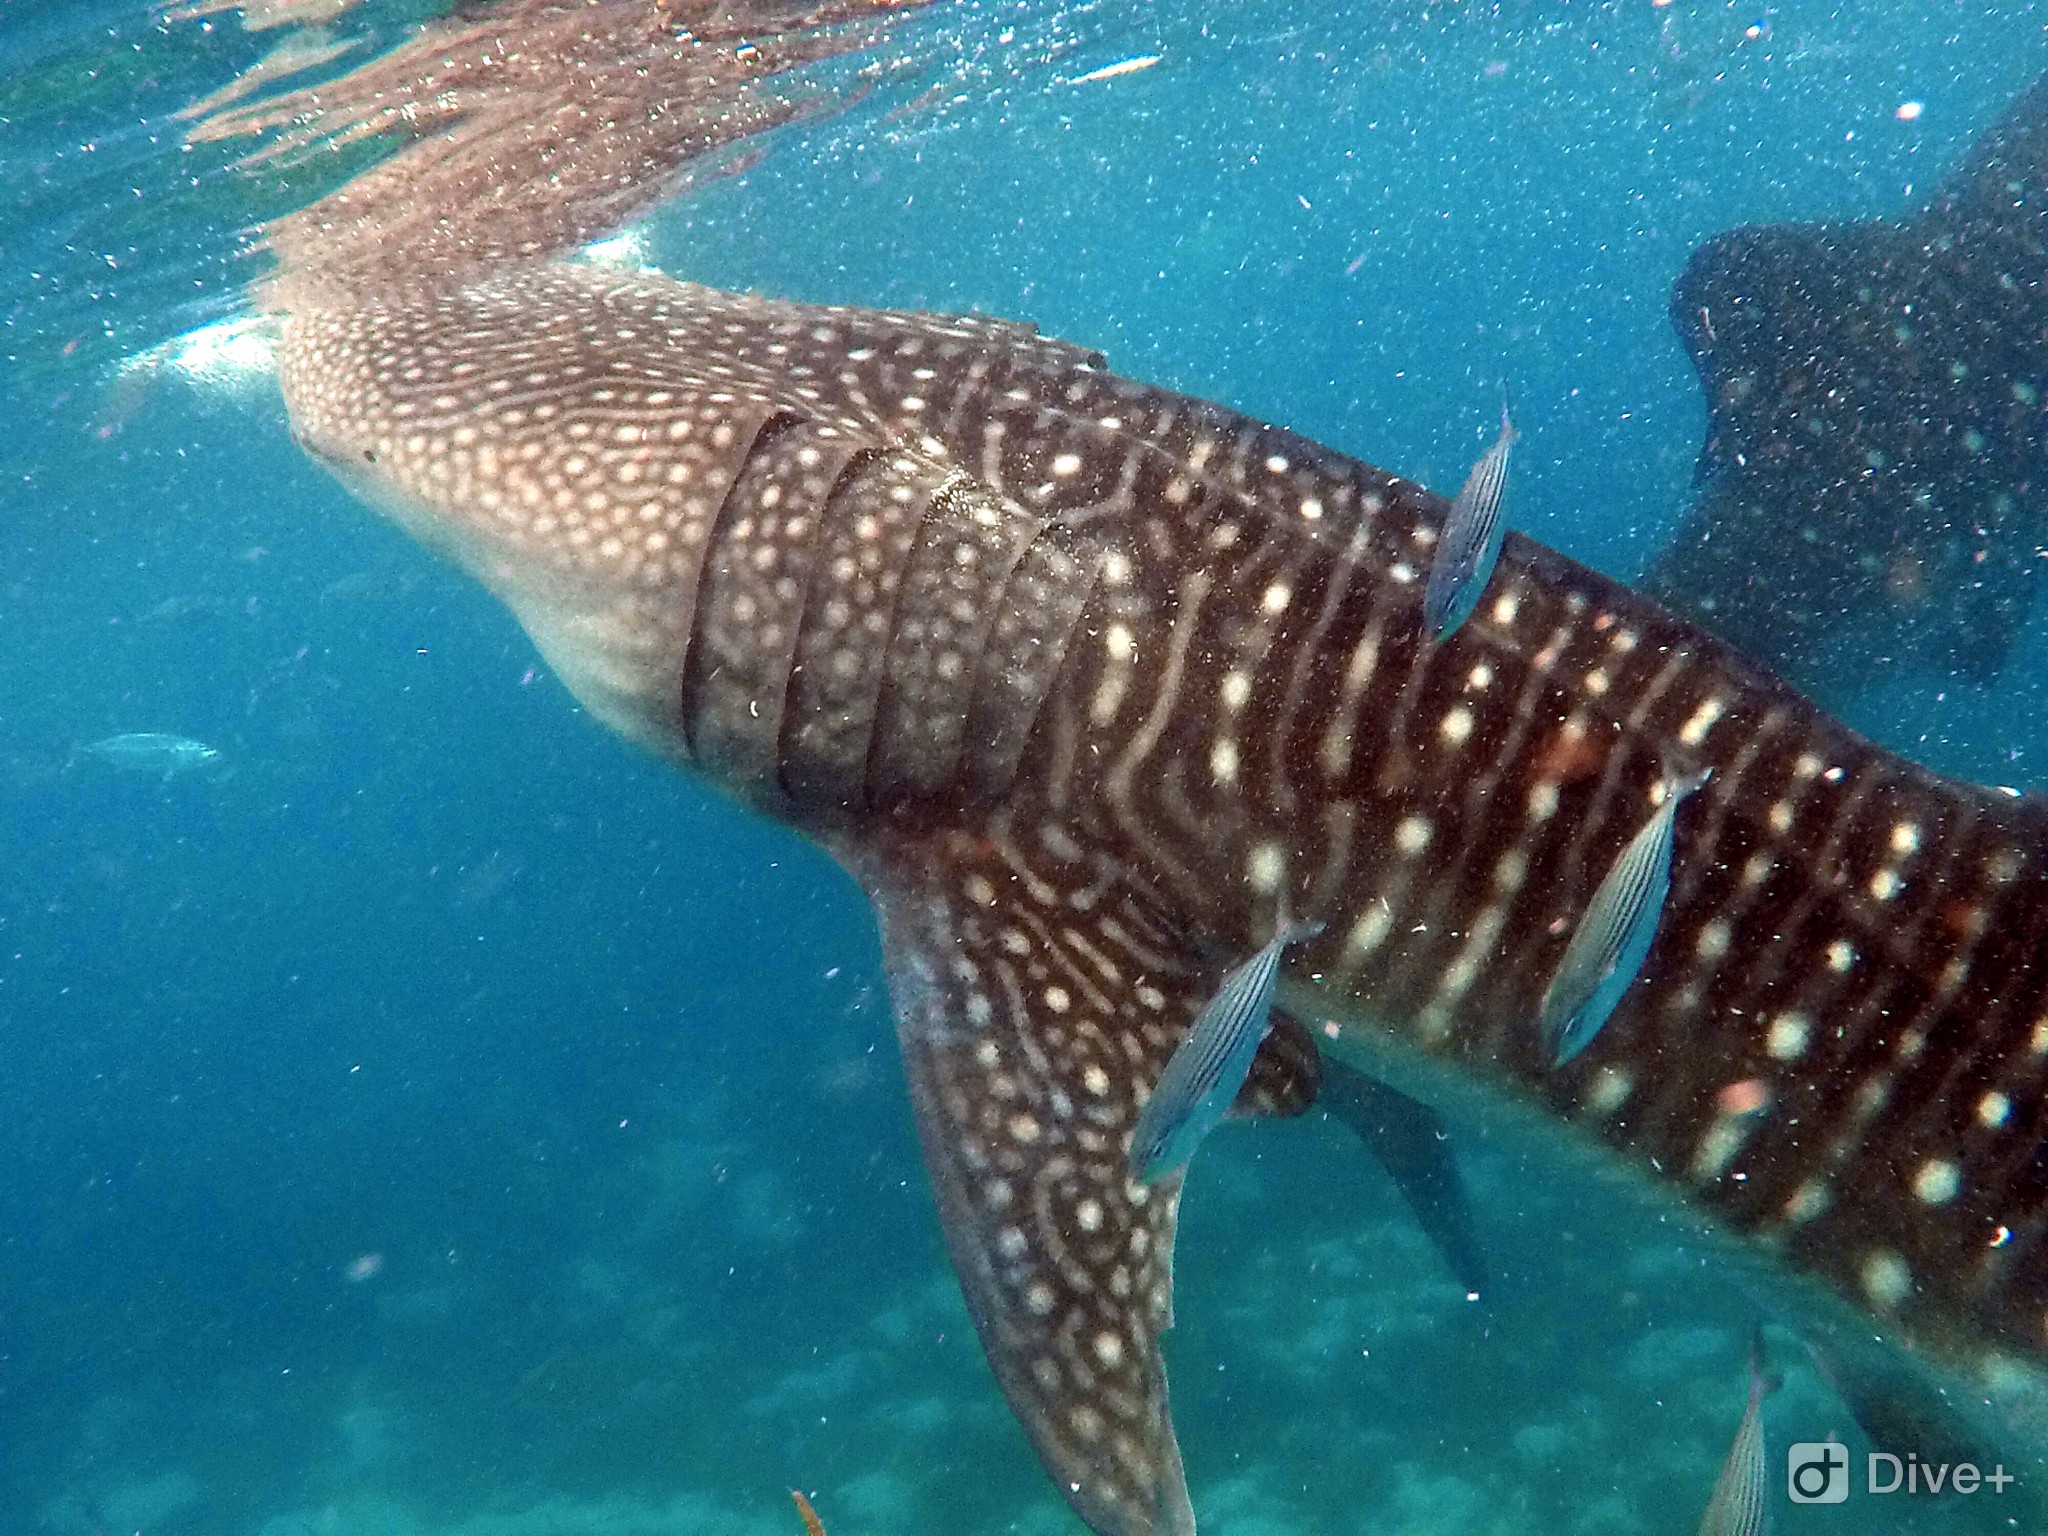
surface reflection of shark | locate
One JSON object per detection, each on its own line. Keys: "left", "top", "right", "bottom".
{"left": 1643, "top": 72, "right": 2048, "bottom": 704}
{"left": 184, "top": 8, "right": 2048, "bottom": 1534}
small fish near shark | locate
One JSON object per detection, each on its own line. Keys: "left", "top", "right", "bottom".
{"left": 1127, "top": 914, "right": 1322, "bottom": 1185}
{"left": 183, "top": 6, "right": 2048, "bottom": 1532}
{"left": 77, "top": 732, "right": 222, "bottom": 783}
{"left": 1422, "top": 403, "right": 1516, "bottom": 646}
{"left": 1694, "top": 1329, "right": 1779, "bottom": 1536}
{"left": 1539, "top": 767, "right": 1709, "bottom": 1067}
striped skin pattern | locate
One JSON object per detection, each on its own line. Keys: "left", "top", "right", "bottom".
{"left": 280, "top": 259, "right": 2048, "bottom": 1532}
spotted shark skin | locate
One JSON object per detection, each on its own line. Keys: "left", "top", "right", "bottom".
{"left": 275, "top": 256, "right": 2048, "bottom": 1530}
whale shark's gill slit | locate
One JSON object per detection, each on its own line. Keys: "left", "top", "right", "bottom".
{"left": 778, "top": 442, "right": 947, "bottom": 807}
{"left": 890, "top": 474, "right": 1089, "bottom": 805}
{"left": 958, "top": 515, "right": 1103, "bottom": 797}
{"left": 676, "top": 404, "right": 813, "bottom": 773}
{"left": 857, "top": 468, "right": 1003, "bottom": 805}
{"left": 771, "top": 441, "right": 889, "bottom": 808}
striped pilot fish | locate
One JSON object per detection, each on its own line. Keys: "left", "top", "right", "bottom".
{"left": 276, "top": 258, "right": 2048, "bottom": 1533}
{"left": 1422, "top": 403, "right": 1516, "bottom": 643}
{"left": 1540, "top": 767, "right": 1711, "bottom": 1066}
{"left": 1127, "top": 914, "right": 1324, "bottom": 1184}
{"left": 1696, "top": 1330, "right": 1780, "bottom": 1536}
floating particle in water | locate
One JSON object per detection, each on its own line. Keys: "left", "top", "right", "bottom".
{"left": 1068, "top": 55, "right": 1161, "bottom": 87}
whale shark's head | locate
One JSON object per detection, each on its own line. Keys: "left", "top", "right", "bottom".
{"left": 278, "top": 260, "right": 1105, "bottom": 820}
{"left": 283, "top": 266, "right": 763, "bottom": 769}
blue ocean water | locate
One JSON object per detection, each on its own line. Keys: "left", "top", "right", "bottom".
{"left": 3, "top": 2, "right": 2046, "bottom": 1533}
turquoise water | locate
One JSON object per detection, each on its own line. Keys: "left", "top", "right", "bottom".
{"left": 3, "top": 2, "right": 2046, "bottom": 1532}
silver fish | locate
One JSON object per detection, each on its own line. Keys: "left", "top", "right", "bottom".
{"left": 1422, "top": 403, "right": 1516, "bottom": 642}
{"left": 1697, "top": 1330, "right": 1779, "bottom": 1536}
{"left": 1127, "top": 916, "right": 1323, "bottom": 1185}
{"left": 1540, "top": 768, "right": 1709, "bottom": 1066}
{"left": 133, "top": 595, "right": 229, "bottom": 624}
{"left": 81, "top": 733, "right": 220, "bottom": 780}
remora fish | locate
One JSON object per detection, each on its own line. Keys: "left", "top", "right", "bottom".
{"left": 278, "top": 255, "right": 2048, "bottom": 1533}
{"left": 1128, "top": 915, "right": 1323, "bottom": 1184}
{"left": 1539, "top": 767, "right": 1708, "bottom": 1066}
{"left": 1697, "top": 1329, "right": 1779, "bottom": 1536}
{"left": 212, "top": 5, "right": 2048, "bottom": 1530}
{"left": 1422, "top": 403, "right": 1516, "bottom": 643}
{"left": 80, "top": 732, "right": 220, "bottom": 780}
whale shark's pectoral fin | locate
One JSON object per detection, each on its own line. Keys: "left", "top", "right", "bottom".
{"left": 1316, "top": 1056, "right": 1490, "bottom": 1300}
{"left": 835, "top": 817, "right": 1314, "bottom": 1536}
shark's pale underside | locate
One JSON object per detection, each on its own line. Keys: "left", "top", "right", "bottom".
{"left": 190, "top": 3, "right": 2048, "bottom": 1530}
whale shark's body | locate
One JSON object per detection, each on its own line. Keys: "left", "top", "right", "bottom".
{"left": 279, "top": 257, "right": 2048, "bottom": 1531}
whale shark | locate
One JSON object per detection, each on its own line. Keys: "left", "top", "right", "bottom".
{"left": 188, "top": 4, "right": 2048, "bottom": 1530}
{"left": 277, "top": 254, "right": 2048, "bottom": 1530}
{"left": 1643, "top": 72, "right": 2048, "bottom": 701}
